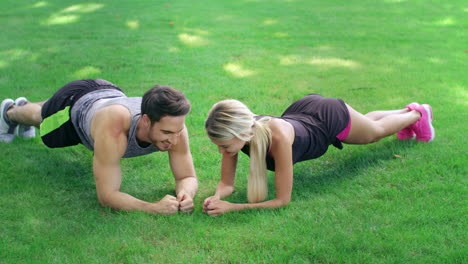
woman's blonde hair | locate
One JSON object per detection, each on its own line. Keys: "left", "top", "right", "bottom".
{"left": 205, "top": 99, "right": 272, "bottom": 203}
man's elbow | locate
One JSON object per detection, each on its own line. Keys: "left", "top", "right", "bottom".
{"left": 176, "top": 176, "right": 198, "bottom": 190}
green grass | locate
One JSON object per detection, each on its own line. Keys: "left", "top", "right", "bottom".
{"left": 1, "top": 0, "right": 466, "bottom": 263}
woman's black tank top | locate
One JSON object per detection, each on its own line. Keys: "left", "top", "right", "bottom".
{"left": 241, "top": 94, "right": 349, "bottom": 171}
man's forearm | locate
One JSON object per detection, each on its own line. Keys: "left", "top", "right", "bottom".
{"left": 99, "top": 191, "right": 180, "bottom": 215}
{"left": 99, "top": 190, "right": 151, "bottom": 212}
{"left": 175, "top": 176, "right": 198, "bottom": 198}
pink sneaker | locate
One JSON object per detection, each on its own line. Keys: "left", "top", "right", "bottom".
{"left": 397, "top": 126, "right": 415, "bottom": 140}
{"left": 397, "top": 102, "right": 419, "bottom": 140}
{"left": 413, "top": 104, "right": 435, "bottom": 142}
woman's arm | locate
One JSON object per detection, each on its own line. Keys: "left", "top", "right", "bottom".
{"left": 205, "top": 119, "right": 295, "bottom": 216}
{"left": 203, "top": 152, "right": 238, "bottom": 211}
{"left": 214, "top": 152, "right": 238, "bottom": 198}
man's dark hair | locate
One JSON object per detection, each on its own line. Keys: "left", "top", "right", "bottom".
{"left": 141, "top": 85, "right": 191, "bottom": 123}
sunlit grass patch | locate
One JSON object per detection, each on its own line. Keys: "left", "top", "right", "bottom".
{"left": 43, "top": 3, "right": 104, "bottom": 25}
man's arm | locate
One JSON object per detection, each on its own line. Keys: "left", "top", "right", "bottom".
{"left": 168, "top": 127, "right": 198, "bottom": 213}
{"left": 92, "top": 105, "right": 179, "bottom": 215}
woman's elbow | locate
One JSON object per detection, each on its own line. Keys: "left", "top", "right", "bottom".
{"left": 97, "top": 196, "right": 109, "bottom": 207}
{"left": 96, "top": 192, "right": 113, "bottom": 208}
{"left": 227, "top": 186, "right": 235, "bottom": 195}
{"left": 277, "top": 197, "right": 291, "bottom": 207}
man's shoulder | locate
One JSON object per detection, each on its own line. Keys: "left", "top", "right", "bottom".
{"left": 92, "top": 104, "right": 132, "bottom": 135}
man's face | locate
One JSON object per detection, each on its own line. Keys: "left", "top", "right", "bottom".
{"left": 148, "top": 115, "right": 185, "bottom": 151}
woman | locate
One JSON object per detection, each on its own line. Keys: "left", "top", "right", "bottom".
{"left": 203, "top": 94, "right": 434, "bottom": 216}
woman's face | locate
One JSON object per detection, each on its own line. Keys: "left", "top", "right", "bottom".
{"left": 210, "top": 137, "right": 247, "bottom": 156}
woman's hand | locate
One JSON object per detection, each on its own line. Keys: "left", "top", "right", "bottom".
{"left": 203, "top": 197, "right": 236, "bottom": 216}
{"left": 202, "top": 195, "right": 218, "bottom": 213}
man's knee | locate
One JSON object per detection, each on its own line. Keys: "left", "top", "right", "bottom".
{"left": 33, "top": 112, "right": 43, "bottom": 127}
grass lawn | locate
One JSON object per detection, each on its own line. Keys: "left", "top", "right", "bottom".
{"left": 0, "top": 0, "right": 466, "bottom": 263}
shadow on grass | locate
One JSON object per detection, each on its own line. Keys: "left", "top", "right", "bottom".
{"left": 2, "top": 140, "right": 95, "bottom": 210}
{"left": 288, "top": 139, "right": 417, "bottom": 199}
{"left": 199, "top": 139, "right": 418, "bottom": 220}
{"left": 2, "top": 138, "right": 176, "bottom": 215}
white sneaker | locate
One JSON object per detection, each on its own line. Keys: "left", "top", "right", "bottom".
{"left": 14, "top": 97, "right": 36, "bottom": 139}
{"left": 0, "top": 98, "right": 16, "bottom": 143}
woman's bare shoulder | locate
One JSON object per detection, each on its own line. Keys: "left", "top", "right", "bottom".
{"left": 268, "top": 118, "right": 294, "bottom": 145}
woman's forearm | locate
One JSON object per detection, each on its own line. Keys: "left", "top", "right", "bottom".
{"left": 214, "top": 182, "right": 234, "bottom": 199}
{"left": 232, "top": 198, "right": 290, "bottom": 211}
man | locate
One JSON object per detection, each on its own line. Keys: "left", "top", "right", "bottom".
{"left": 0, "top": 79, "right": 198, "bottom": 215}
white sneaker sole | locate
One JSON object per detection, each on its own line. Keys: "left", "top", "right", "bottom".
{"left": 421, "top": 104, "right": 435, "bottom": 142}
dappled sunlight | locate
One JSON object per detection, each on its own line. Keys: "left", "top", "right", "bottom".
{"left": 177, "top": 28, "right": 211, "bottom": 46}
{"left": 43, "top": 3, "right": 104, "bottom": 25}
{"left": 263, "top": 19, "right": 278, "bottom": 25}
{"left": 168, "top": 46, "right": 180, "bottom": 53}
{"left": 73, "top": 66, "right": 101, "bottom": 79}
{"left": 46, "top": 14, "right": 79, "bottom": 25}
{"left": 379, "top": 66, "right": 395, "bottom": 74}
{"left": 0, "top": 49, "right": 39, "bottom": 70}
{"left": 279, "top": 55, "right": 302, "bottom": 65}
{"left": 223, "top": 63, "right": 256, "bottom": 78}
{"left": 393, "top": 57, "right": 409, "bottom": 65}
{"left": 434, "top": 17, "right": 456, "bottom": 26}
{"left": 453, "top": 85, "right": 468, "bottom": 105}
{"left": 215, "top": 15, "right": 234, "bottom": 21}
{"left": 1, "top": 49, "right": 37, "bottom": 62}
{"left": 178, "top": 33, "right": 209, "bottom": 47}
{"left": 0, "top": 60, "right": 8, "bottom": 69}
{"left": 61, "top": 3, "right": 104, "bottom": 13}
{"left": 308, "top": 58, "right": 360, "bottom": 68}
{"left": 181, "top": 27, "right": 211, "bottom": 36}
{"left": 3, "top": 49, "right": 27, "bottom": 59}
{"left": 32, "top": 1, "right": 48, "bottom": 8}
{"left": 428, "top": 57, "right": 444, "bottom": 64}
{"left": 279, "top": 55, "right": 360, "bottom": 69}
{"left": 126, "top": 20, "right": 139, "bottom": 29}
{"left": 274, "top": 32, "right": 288, "bottom": 38}
{"left": 314, "top": 45, "right": 334, "bottom": 51}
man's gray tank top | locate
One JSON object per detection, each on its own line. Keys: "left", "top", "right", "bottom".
{"left": 71, "top": 89, "right": 159, "bottom": 158}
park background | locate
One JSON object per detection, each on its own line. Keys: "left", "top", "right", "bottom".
{"left": 0, "top": 0, "right": 466, "bottom": 263}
